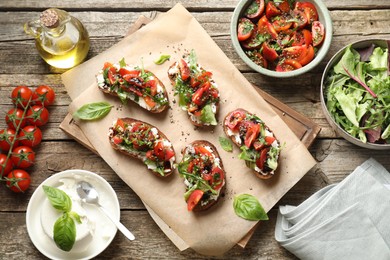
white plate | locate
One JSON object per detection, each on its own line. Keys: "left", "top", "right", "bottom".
{"left": 26, "top": 169, "right": 120, "bottom": 260}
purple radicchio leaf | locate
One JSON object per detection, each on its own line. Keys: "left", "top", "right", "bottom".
{"left": 364, "top": 127, "right": 382, "bottom": 143}
{"left": 357, "top": 43, "right": 375, "bottom": 62}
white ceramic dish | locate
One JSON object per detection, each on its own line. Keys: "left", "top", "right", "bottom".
{"left": 26, "top": 169, "right": 120, "bottom": 260}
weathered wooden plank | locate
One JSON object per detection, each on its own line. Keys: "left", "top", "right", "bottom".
{"left": 0, "top": 0, "right": 389, "bottom": 11}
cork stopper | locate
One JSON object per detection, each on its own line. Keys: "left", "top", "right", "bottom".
{"left": 40, "top": 9, "right": 59, "bottom": 28}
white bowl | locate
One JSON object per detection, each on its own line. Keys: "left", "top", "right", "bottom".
{"left": 26, "top": 169, "right": 120, "bottom": 260}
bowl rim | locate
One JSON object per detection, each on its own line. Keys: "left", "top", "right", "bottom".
{"left": 231, "top": 0, "right": 333, "bottom": 78}
{"left": 320, "top": 38, "right": 390, "bottom": 150}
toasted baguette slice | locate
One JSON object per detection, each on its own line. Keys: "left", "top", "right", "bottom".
{"left": 97, "top": 61, "right": 169, "bottom": 113}
{"left": 178, "top": 140, "right": 226, "bottom": 211}
{"left": 108, "top": 118, "right": 175, "bottom": 177}
{"left": 168, "top": 50, "right": 220, "bottom": 126}
{"left": 223, "top": 108, "right": 281, "bottom": 179}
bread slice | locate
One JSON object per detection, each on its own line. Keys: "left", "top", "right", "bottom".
{"left": 168, "top": 52, "right": 220, "bottom": 126}
{"left": 223, "top": 108, "right": 280, "bottom": 179}
{"left": 97, "top": 62, "right": 169, "bottom": 113}
{"left": 179, "top": 140, "right": 226, "bottom": 211}
{"left": 108, "top": 118, "right": 175, "bottom": 177}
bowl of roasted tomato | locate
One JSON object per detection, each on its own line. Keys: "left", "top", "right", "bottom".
{"left": 231, "top": 0, "right": 332, "bottom": 77}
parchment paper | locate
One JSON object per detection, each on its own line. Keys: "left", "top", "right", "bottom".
{"left": 65, "top": 4, "right": 316, "bottom": 255}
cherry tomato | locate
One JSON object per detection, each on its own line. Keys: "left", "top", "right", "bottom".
{"left": 0, "top": 154, "right": 13, "bottom": 176}
{"left": 253, "top": 141, "right": 265, "bottom": 151}
{"left": 5, "top": 108, "right": 26, "bottom": 130}
{"left": 118, "top": 68, "right": 140, "bottom": 78}
{"left": 282, "top": 45, "right": 308, "bottom": 62}
{"left": 292, "top": 10, "right": 308, "bottom": 29}
{"left": 312, "top": 21, "right": 325, "bottom": 47}
{"left": 256, "top": 148, "right": 268, "bottom": 171}
{"left": 179, "top": 59, "right": 190, "bottom": 81}
{"left": 247, "top": 51, "right": 268, "bottom": 68}
{"left": 164, "top": 148, "right": 175, "bottom": 161}
{"left": 11, "top": 86, "right": 33, "bottom": 108}
{"left": 262, "top": 42, "right": 279, "bottom": 62}
{"left": 211, "top": 167, "right": 225, "bottom": 190}
{"left": 187, "top": 189, "right": 204, "bottom": 211}
{"left": 0, "top": 128, "right": 19, "bottom": 152}
{"left": 143, "top": 96, "right": 156, "bottom": 109}
{"left": 291, "top": 29, "right": 312, "bottom": 46}
{"left": 226, "top": 110, "right": 246, "bottom": 130}
{"left": 194, "top": 146, "right": 213, "bottom": 157}
{"left": 237, "top": 18, "right": 255, "bottom": 42}
{"left": 265, "top": 2, "right": 281, "bottom": 19}
{"left": 272, "top": 16, "right": 292, "bottom": 32}
{"left": 257, "top": 16, "right": 278, "bottom": 39}
{"left": 192, "top": 82, "right": 210, "bottom": 106}
{"left": 245, "top": 123, "right": 260, "bottom": 148}
{"left": 6, "top": 169, "right": 31, "bottom": 193}
{"left": 265, "top": 136, "right": 276, "bottom": 145}
{"left": 26, "top": 105, "right": 49, "bottom": 126}
{"left": 241, "top": 29, "right": 263, "bottom": 50}
{"left": 112, "top": 135, "right": 123, "bottom": 145}
{"left": 103, "top": 62, "right": 113, "bottom": 69}
{"left": 296, "top": 2, "right": 318, "bottom": 24}
{"left": 276, "top": 59, "right": 303, "bottom": 72}
{"left": 107, "top": 67, "right": 117, "bottom": 85}
{"left": 244, "top": 0, "right": 265, "bottom": 19}
{"left": 277, "top": 0, "right": 290, "bottom": 13}
{"left": 11, "top": 146, "right": 35, "bottom": 169}
{"left": 32, "top": 85, "right": 56, "bottom": 107}
{"left": 299, "top": 45, "right": 315, "bottom": 66}
{"left": 153, "top": 141, "right": 165, "bottom": 161}
{"left": 19, "top": 125, "right": 42, "bottom": 148}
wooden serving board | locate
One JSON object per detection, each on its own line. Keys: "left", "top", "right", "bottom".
{"left": 59, "top": 15, "right": 320, "bottom": 249}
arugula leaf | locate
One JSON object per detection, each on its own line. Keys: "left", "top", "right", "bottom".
{"left": 43, "top": 185, "right": 72, "bottom": 212}
{"left": 119, "top": 57, "right": 126, "bottom": 68}
{"left": 53, "top": 213, "right": 76, "bottom": 252}
{"left": 200, "top": 104, "right": 217, "bottom": 125}
{"left": 154, "top": 54, "right": 171, "bottom": 65}
{"left": 219, "top": 137, "right": 233, "bottom": 152}
{"left": 73, "top": 102, "right": 113, "bottom": 121}
{"left": 233, "top": 194, "right": 268, "bottom": 221}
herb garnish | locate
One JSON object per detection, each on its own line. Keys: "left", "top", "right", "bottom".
{"left": 233, "top": 194, "right": 268, "bottom": 221}
{"left": 73, "top": 102, "right": 113, "bottom": 121}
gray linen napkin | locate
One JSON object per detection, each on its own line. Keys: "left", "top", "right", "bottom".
{"left": 275, "top": 158, "right": 390, "bottom": 260}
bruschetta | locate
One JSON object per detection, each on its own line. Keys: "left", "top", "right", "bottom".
{"left": 168, "top": 50, "right": 220, "bottom": 126}
{"left": 108, "top": 118, "right": 175, "bottom": 177}
{"left": 97, "top": 59, "right": 169, "bottom": 113}
{"left": 223, "top": 108, "right": 281, "bottom": 179}
{"left": 178, "top": 140, "right": 226, "bottom": 211}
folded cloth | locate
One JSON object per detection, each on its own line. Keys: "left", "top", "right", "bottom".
{"left": 275, "top": 158, "right": 390, "bottom": 260}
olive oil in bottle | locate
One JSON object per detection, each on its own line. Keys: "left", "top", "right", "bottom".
{"left": 24, "top": 8, "right": 90, "bottom": 69}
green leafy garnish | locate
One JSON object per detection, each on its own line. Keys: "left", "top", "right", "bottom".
{"left": 233, "top": 194, "right": 268, "bottom": 221}
{"left": 43, "top": 185, "right": 81, "bottom": 252}
{"left": 119, "top": 57, "right": 126, "bottom": 68}
{"left": 238, "top": 146, "right": 258, "bottom": 162}
{"left": 219, "top": 137, "right": 233, "bottom": 152}
{"left": 154, "top": 54, "right": 171, "bottom": 65}
{"left": 200, "top": 104, "right": 217, "bottom": 125}
{"left": 188, "top": 49, "right": 198, "bottom": 74}
{"left": 73, "top": 102, "right": 113, "bottom": 121}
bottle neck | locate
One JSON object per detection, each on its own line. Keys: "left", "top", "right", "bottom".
{"left": 45, "top": 24, "right": 66, "bottom": 37}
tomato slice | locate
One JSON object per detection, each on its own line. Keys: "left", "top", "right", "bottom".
{"left": 143, "top": 96, "right": 156, "bottom": 109}
{"left": 226, "top": 110, "right": 246, "bottom": 130}
{"left": 247, "top": 51, "right": 268, "bottom": 68}
{"left": 244, "top": 0, "right": 265, "bottom": 19}
{"left": 262, "top": 42, "right": 279, "bottom": 62}
{"left": 154, "top": 141, "right": 165, "bottom": 160}
{"left": 192, "top": 82, "right": 210, "bottom": 106}
{"left": 256, "top": 148, "right": 268, "bottom": 171}
{"left": 118, "top": 68, "right": 140, "bottom": 78}
{"left": 253, "top": 141, "right": 265, "bottom": 151}
{"left": 272, "top": 16, "right": 292, "bottom": 32}
{"left": 282, "top": 45, "right": 308, "bottom": 62}
{"left": 211, "top": 167, "right": 225, "bottom": 190}
{"left": 187, "top": 190, "right": 204, "bottom": 211}
{"left": 312, "top": 21, "right": 325, "bottom": 47}
{"left": 241, "top": 30, "right": 263, "bottom": 50}
{"left": 164, "top": 148, "right": 175, "bottom": 161}
{"left": 112, "top": 135, "right": 123, "bottom": 145}
{"left": 194, "top": 146, "right": 213, "bottom": 157}
{"left": 245, "top": 123, "right": 260, "bottom": 148}
{"left": 265, "top": 2, "right": 281, "bottom": 19}
{"left": 257, "top": 16, "right": 278, "bottom": 39}
{"left": 277, "top": 0, "right": 290, "bottom": 13}
{"left": 276, "top": 59, "right": 302, "bottom": 72}
{"left": 296, "top": 2, "right": 318, "bottom": 24}
{"left": 265, "top": 136, "right": 276, "bottom": 145}
{"left": 103, "top": 62, "right": 113, "bottom": 70}
{"left": 237, "top": 18, "right": 255, "bottom": 42}
{"left": 291, "top": 29, "right": 312, "bottom": 46}
{"left": 299, "top": 45, "right": 315, "bottom": 66}
{"left": 292, "top": 10, "right": 308, "bottom": 29}
{"left": 179, "top": 59, "right": 190, "bottom": 81}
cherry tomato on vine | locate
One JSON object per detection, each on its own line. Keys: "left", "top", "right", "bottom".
{"left": 0, "top": 128, "right": 19, "bottom": 152}
{"left": 19, "top": 125, "right": 42, "bottom": 148}
{"left": 6, "top": 169, "right": 31, "bottom": 193}
{"left": 11, "top": 146, "right": 35, "bottom": 169}
{"left": 5, "top": 108, "right": 26, "bottom": 130}
{"left": 11, "top": 86, "right": 33, "bottom": 108}
{"left": 26, "top": 105, "right": 49, "bottom": 126}
{"left": 32, "top": 85, "right": 56, "bottom": 107}
{"left": 0, "top": 154, "right": 13, "bottom": 176}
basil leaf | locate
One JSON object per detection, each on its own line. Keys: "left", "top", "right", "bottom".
{"left": 43, "top": 185, "right": 72, "bottom": 212}
{"left": 73, "top": 102, "right": 113, "bottom": 121}
{"left": 200, "top": 104, "right": 217, "bottom": 125}
{"left": 69, "top": 211, "right": 82, "bottom": 224}
{"left": 119, "top": 57, "right": 126, "bottom": 68}
{"left": 154, "top": 54, "right": 171, "bottom": 65}
{"left": 53, "top": 212, "right": 76, "bottom": 252}
{"left": 233, "top": 194, "right": 268, "bottom": 221}
{"left": 219, "top": 136, "right": 233, "bottom": 152}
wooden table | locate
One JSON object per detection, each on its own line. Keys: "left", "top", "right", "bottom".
{"left": 1, "top": 1, "right": 389, "bottom": 259}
